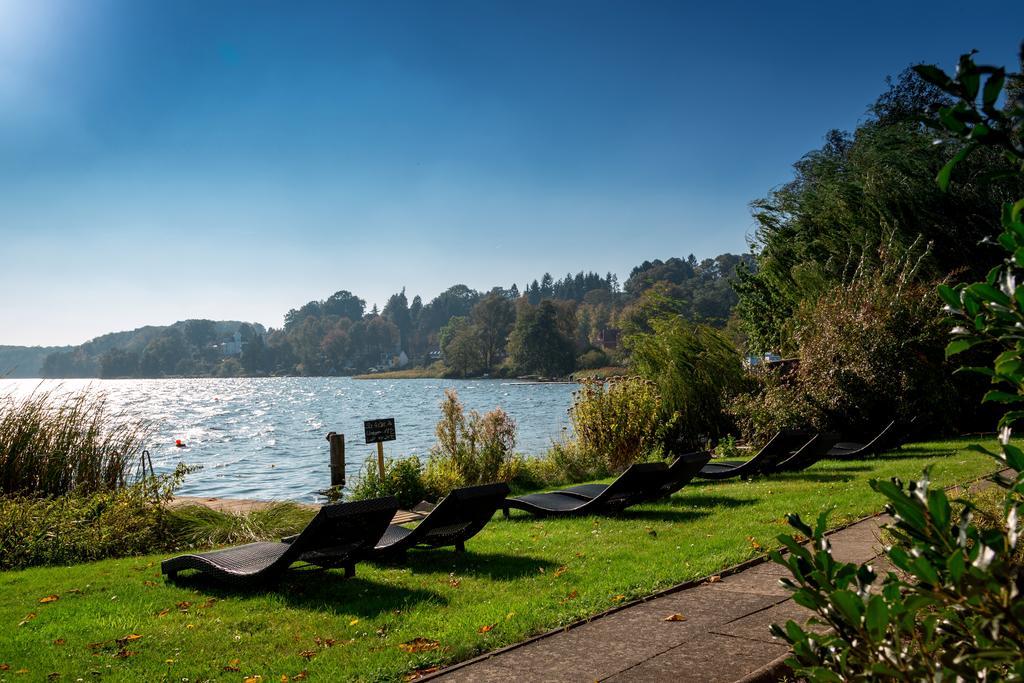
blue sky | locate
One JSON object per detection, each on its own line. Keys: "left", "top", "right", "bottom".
{"left": 1, "top": 1, "right": 1021, "bottom": 346}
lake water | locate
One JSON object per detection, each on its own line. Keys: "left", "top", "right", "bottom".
{"left": 1, "top": 378, "right": 576, "bottom": 501}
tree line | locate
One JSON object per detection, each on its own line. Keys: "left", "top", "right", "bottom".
{"left": 37, "top": 256, "right": 752, "bottom": 379}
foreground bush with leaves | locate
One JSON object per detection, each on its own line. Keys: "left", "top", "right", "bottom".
{"left": 0, "top": 464, "right": 191, "bottom": 570}
{"left": 771, "top": 47, "right": 1024, "bottom": 680}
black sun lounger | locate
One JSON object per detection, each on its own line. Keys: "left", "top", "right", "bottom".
{"left": 161, "top": 496, "right": 399, "bottom": 584}
{"left": 827, "top": 418, "right": 916, "bottom": 459}
{"left": 697, "top": 430, "right": 813, "bottom": 480}
{"left": 372, "top": 482, "right": 509, "bottom": 557}
{"left": 772, "top": 432, "right": 840, "bottom": 473}
{"left": 553, "top": 451, "right": 712, "bottom": 502}
{"left": 501, "top": 462, "right": 669, "bottom": 518}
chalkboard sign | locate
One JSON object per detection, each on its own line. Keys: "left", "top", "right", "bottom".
{"left": 364, "top": 418, "right": 396, "bottom": 444}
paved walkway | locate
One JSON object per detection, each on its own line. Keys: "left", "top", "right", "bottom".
{"left": 427, "top": 515, "right": 891, "bottom": 683}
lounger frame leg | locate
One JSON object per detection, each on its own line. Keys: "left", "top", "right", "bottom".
{"left": 455, "top": 540, "right": 466, "bottom": 552}
{"left": 344, "top": 562, "right": 355, "bottom": 578}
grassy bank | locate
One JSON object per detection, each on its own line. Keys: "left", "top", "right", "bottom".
{"left": 0, "top": 438, "right": 999, "bottom": 681}
{"left": 352, "top": 363, "right": 447, "bottom": 380}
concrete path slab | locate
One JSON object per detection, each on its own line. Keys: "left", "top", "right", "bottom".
{"left": 428, "top": 513, "right": 892, "bottom": 683}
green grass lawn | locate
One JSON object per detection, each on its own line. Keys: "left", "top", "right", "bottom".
{"left": 0, "top": 439, "right": 1001, "bottom": 682}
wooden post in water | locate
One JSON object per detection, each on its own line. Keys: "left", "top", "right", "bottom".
{"left": 326, "top": 432, "right": 346, "bottom": 487}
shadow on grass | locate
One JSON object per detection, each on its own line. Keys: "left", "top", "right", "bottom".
{"left": 668, "top": 493, "right": 759, "bottom": 510}
{"left": 386, "top": 549, "right": 560, "bottom": 580}
{"left": 612, "top": 508, "right": 709, "bottom": 523}
{"left": 170, "top": 571, "right": 447, "bottom": 617}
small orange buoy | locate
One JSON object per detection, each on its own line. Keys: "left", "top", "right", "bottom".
{"left": 175, "top": 439, "right": 186, "bottom": 448}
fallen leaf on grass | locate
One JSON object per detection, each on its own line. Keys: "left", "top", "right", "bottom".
{"left": 559, "top": 590, "right": 579, "bottom": 604}
{"left": 39, "top": 595, "right": 59, "bottom": 604}
{"left": 0, "top": 664, "right": 8, "bottom": 671}
{"left": 113, "top": 649, "right": 135, "bottom": 659}
{"left": 505, "top": 612, "right": 515, "bottom": 620}
{"left": 222, "top": 659, "right": 241, "bottom": 672}
{"left": 398, "top": 638, "right": 439, "bottom": 653}
{"left": 312, "top": 636, "right": 336, "bottom": 647}
{"left": 574, "top": 552, "right": 585, "bottom": 558}
{"left": 477, "top": 624, "right": 494, "bottom": 634}
{"left": 298, "top": 650, "right": 316, "bottom": 660}
{"left": 663, "top": 613, "right": 687, "bottom": 622}
{"left": 448, "top": 578, "right": 460, "bottom": 588}
{"left": 199, "top": 598, "right": 217, "bottom": 609}
{"left": 175, "top": 601, "right": 191, "bottom": 611}
{"left": 553, "top": 565, "right": 568, "bottom": 578}
{"left": 14, "top": 669, "right": 29, "bottom": 675}
{"left": 18, "top": 613, "right": 36, "bottom": 627}
{"left": 537, "top": 567, "right": 545, "bottom": 574}
{"left": 116, "top": 634, "right": 142, "bottom": 646}
{"left": 349, "top": 618, "right": 359, "bottom": 626}
{"left": 404, "top": 666, "right": 441, "bottom": 681}
{"left": 611, "top": 594, "right": 626, "bottom": 602}
{"left": 646, "top": 527, "right": 658, "bottom": 538}
{"left": 292, "top": 671, "right": 308, "bottom": 681}
{"left": 53, "top": 639, "right": 66, "bottom": 646}
{"left": 142, "top": 581, "right": 157, "bottom": 587}
{"left": 243, "top": 677, "right": 263, "bottom": 683}
{"left": 156, "top": 608, "right": 171, "bottom": 617}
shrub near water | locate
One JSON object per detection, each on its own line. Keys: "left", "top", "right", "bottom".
{"left": 350, "top": 389, "right": 519, "bottom": 504}
{"left": 0, "top": 389, "right": 150, "bottom": 496}
{"left": 569, "top": 377, "right": 662, "bottom": 471}
{"left": 626, "top": 317, "right": 745, "bottom": 449}
{"left": 425, "top": 389, "right": 517, "bottom": 494}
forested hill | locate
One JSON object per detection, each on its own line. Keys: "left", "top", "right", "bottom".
{"left": 0, "top": 346, "right": 72, "bottom": 378}
{"left": 14, "top": 320, "right": 266, "bottom": 379}
{"left": 10, "top": 252, "right": 753, "bottom": 379}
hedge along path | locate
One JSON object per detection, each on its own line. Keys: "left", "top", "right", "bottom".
{"left": 0, "top": 438, "right": 1001, "bottom": 682}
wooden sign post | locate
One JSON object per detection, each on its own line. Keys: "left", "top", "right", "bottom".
{"left": 325, "top": 432, "right": 345, "bottom": 487}
{"left": 364, "top": 418, "right": 397, "bottom": 479}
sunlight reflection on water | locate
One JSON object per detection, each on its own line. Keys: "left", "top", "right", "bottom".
{"left": 2, "top": 377, "right": 575, "bottom": 501}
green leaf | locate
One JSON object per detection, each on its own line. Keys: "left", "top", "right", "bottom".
{"left": 1002, "top": 443, "right": 1024, "bottom": 471}
{"left": 967, "top": 282, "right": 1011, "bottom": 306}
{"left": 829, "top": 589, "right": 864, "bottom": 624}
{"left": 937, "top": 284, "right": 962, "bottom": 309}
{"left": 865, "top": 595, "right": 888, "bottom": 639}
{"left": 945, "top": 338, "right": 978, "bottom": 358}
{"left": 982, "top": 69, "right": 1005, "bottom": 108}
{"left": 927, "top": 490, "right": 951, "bottom": 531}
{"left": 982, "top": 390, "right": 1023, "bottom": 404}
{"left": 914, "top": 64, "right": 954, "bottom": 90}
{"left": 937, "top": 144, "right": 977, "bottom": 191}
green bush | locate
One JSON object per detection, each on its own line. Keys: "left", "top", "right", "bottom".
{"left": 568, "top": 377, "right": 663, "bottom": 472}
{"left": 727, "top": 368, "right": 814, "bottom": 446}
{"left": 626, "top": 317, "right": 746, "bottom": 448}
{"left": 529, "top": 441, "right": 610, "bottom": 487}
{"left": 0, "top": 464, "right": 189, "bottom": 570}
{"left": 729, "top": 242, "right": 954, "bottom": 442}
{"left": 349, "top": 455, "right": 429, "bottom": 509}
{"left": 576, "top": 348, "right": 611, "bottom": 370}
{"left": 425, "top": 389, "right": 518, "bottom": 495}
{"left": 771, "top": 48, "right": 1024, "bottom": 681}
{"left": 0, "top": 388, "right": 152, "bottom": 496}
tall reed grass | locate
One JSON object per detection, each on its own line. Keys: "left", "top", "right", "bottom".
{"left": 0, "top": 388, "right": 152, "bottom": 496}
